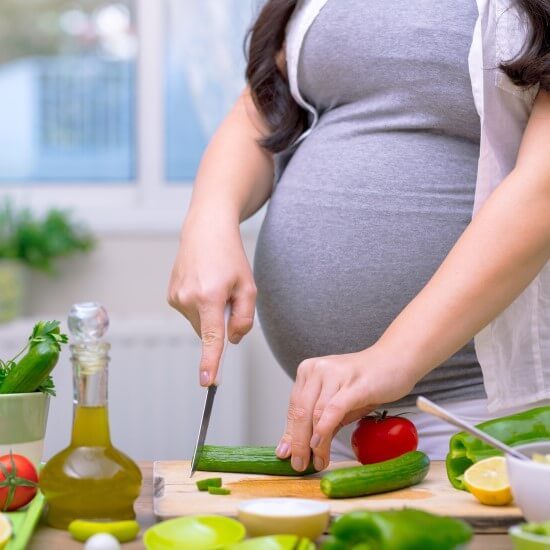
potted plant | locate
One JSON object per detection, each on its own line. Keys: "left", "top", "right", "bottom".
{"left": 0, "top": 201, "right": 94, "bottom": 323}
{"left": 0, "top": 321, "right": 67, "bottom": 469}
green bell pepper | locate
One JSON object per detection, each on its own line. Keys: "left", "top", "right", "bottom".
{"left": 446, "top": 406, "right": 550, "bottom": 490}
{"left": 323, "top": 509, "right": 472, "bottom": 550}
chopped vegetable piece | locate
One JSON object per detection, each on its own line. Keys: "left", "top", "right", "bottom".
{"left": 208, "top": 487, "right": 231, "bottom": 496}
{"left": 196, "top": 478, "right": 222, "bottom": 491}
{"left": 532, "top": 453, "right": 550, "bottom": 464}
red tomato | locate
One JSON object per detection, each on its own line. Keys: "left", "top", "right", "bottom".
{"left": 351, "top": 412, "right": 418, "bottom": 464}
{"left": 0, "top": 453, "right": 38, "bottom": 511}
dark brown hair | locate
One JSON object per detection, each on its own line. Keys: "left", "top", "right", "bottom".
{"left": 500, "top": 0, "right": 550, "bottom": 90}
{"left": 246, "top": 0, "right": 550, "bottom": 153}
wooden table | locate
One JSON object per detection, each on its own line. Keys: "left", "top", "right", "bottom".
{"left": 28, "top": 462, "right": 513, "bottom": 549}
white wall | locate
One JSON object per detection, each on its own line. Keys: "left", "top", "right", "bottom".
{"left": 19, "top": 221, "right": 293, "bottom": 457}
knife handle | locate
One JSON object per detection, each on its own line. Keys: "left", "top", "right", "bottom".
{"left": 213, "top": 304, "right": 231, "bottom": 386}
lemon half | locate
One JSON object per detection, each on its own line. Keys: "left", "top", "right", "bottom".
{"left": 0, "top": 513, "right": 12, "bottom": 550}
{"left": 463, "top": 456, "right": 513, "bottom": 506}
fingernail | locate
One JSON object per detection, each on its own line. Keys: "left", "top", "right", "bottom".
{"left": 314, "top": 456, "right": 325, "bottom": 471}
{"left": 291, "top": 456, "right": 304, "bottom": 472}
{"left": 310, "top": 434, "right": 321, "bottom": 449}
{"left": 276, "top": 442, "right": 290, "bottom": 458}
{"left": 200, "top": 371, "right": 210, "bottom": 386}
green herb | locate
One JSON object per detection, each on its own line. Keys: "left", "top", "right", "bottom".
{"left": 196, "top": 477, "right": 222, "bottom": 491}
{"left": 207, "top": 486, "right": 231, "bottom": 495}
{"left": 0, "top": 199, "right": 94, "bottom": 273}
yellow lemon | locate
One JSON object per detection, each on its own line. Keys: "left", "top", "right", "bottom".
{"left": 0, "top": 513, "right": 12, "bottom": 550}
{"left": 464, "top": 456, "right": 513, "bottom": 506}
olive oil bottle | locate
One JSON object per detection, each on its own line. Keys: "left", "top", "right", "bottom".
{"left": 40, "top": 303, "right": 142, "bottom": 529}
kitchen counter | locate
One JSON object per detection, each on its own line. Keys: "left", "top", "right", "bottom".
{"left": 28, "top": 462, "right": 514, "bottom": 549}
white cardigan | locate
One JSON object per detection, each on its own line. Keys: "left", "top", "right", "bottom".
{"left": 285, "top": 0, "right": 549, "bottom": 412}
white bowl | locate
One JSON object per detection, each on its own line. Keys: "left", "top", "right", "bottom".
{"left": 507, "top": 441, "right": 550, "bottom": 522}
{"left": 237, "top": 498, "right": 330, "bottom": 540}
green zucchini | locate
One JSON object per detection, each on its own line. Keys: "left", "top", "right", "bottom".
{"left": 0, "top": 341, "right": 60, "bottom": 394}
{"left": 320, "top": 451, "right": 430, "bottom": 499}
{"left": 197, "top": 445, "right": 316, "bottom": 476}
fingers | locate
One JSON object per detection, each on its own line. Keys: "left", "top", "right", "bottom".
{"left": 227, "top": 282, "right": 257, "bottom": 344}
{"left": 310, "top": 379, "right": 341, "bottom": 471}
{"left": 313, "top": 392, "right": 352, "bottom": 455}
{"left": 288, "top": 365, "right": 322, "bottom": 472}
{"left": 198, "top": 302, "right": 226, "bottom": 387}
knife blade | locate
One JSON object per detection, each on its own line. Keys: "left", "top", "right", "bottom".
{"left": 190, "top": 306, "right": 230, "bottom": 477}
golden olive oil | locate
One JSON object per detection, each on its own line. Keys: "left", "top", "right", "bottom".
{"left": 40, "top": 303, "right": 142, "bottom": 529}
{"left": 40, "top": 406, "right": 142, "bottom": 529}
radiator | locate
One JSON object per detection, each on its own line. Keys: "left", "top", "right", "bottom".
{"left": 0, "top": 318, "right": 249, "bottom": 460}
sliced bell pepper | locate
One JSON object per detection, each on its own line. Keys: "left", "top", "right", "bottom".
{"left": 324, "top": 509, "right": 472, "bottom": 550}
{"left": 446, "top": 406, "right": 550, "bottom": 490}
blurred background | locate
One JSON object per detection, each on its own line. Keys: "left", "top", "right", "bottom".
{"left": 0, "top": 0, "right": 292, "bottom": 460}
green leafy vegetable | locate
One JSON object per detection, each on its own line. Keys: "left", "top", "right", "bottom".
{"left": 0, "top": 199, "right": 94, "bottom": 273}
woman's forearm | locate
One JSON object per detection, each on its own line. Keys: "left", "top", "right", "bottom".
{"left": 187, "top": 87, "right": 274, "bottom": 225}
{"left": 379, "top": 91, "right": 550, "bottom": 382}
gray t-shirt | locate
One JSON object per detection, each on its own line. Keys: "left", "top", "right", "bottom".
{"left": 254, "top": 0, "right": 485, "bottom": 405}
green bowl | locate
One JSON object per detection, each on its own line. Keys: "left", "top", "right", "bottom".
{"left": 509, "top": 525, "right": 550, "bottom": 550}
{"left": 144, "top": 515, "right": 246, "bottom": 550}
{"left": 227, "top": 535, "right": 315, "bottom": 550}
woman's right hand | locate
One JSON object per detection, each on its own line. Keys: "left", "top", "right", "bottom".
{"left": 168, "top": 211, "right": 257, "bottom": 387}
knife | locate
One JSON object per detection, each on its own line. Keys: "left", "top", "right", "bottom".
{"left": 190, "top": 305, "right": 231, "bottom": 477}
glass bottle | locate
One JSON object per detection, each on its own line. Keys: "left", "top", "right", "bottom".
{"left": 40, "top": 302, "right": 142, "bottom": 529}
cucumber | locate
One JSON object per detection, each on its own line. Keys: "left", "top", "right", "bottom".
{"left": 0, "top": 341, "right": 59, "bottom": 394}
{"left": 320, "top": 451, "right": 430, "bottom": 498}
{"left": 197, "top": 446, "right": 316, "bottom": 476}
{"left": 208, "top": 486, "right": 231, "bottom": 495}
{"left": 196, "top": 477, "right": 222, "bottom": 491}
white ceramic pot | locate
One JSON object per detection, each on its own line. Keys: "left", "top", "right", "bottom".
{"left": 507, "top": 441, "right": 550, "bottom": 522}
{"left": 0, "top": 392, "right": 50, "bottom": 468}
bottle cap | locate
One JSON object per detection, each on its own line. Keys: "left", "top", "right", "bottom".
{"left": 68, "top": 302, "right": 109, "bottom": 342}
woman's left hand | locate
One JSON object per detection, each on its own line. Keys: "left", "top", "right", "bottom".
{"left": 275, "top": 344, "right": 418, "bottom": 472}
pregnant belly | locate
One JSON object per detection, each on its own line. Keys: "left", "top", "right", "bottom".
{"left": 254, "top": 130, "right": 478, "bottom": 375}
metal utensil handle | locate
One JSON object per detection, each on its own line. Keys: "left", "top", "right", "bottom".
{"left": 213, "top": 305, "right": 231, "bottom": 386}
{"left": 416, "top": 396, "right": 529, "bottom": 461}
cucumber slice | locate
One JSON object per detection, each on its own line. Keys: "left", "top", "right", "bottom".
{"left": 196, "top": 478, "right": 222, "bottom": 491}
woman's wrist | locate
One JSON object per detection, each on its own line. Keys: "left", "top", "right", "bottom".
{"left": 366, "top": 335, "right": 426, "bottom": 394}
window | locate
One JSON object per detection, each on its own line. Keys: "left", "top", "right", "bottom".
{"left": 165, "top": 0, "right": 257, "bottom": 181}
{"left": 0, "top": 1, "right": 260, "bottom": 231}
{"left": 0, "top": 0, "right": 137, "bottom": 182}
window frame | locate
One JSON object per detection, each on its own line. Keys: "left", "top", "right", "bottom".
{"left": 0, "top": 0, "right": 195, "bottom": 235}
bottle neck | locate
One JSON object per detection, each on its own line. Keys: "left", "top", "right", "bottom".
{"left": 70, "top": 342, "right": 111, "bottom": 446}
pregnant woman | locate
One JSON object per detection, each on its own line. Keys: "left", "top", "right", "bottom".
{"left": 169, "top": 0, "right": 550, "bottom": 470}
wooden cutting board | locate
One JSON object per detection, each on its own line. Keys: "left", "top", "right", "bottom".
{"left": 153, "top": 460, "right": 523, "bottom": 532}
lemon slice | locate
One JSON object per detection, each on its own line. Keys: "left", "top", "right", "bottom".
{"left": 0, "top": 513, "right": 13, "bottom": 550}
{"left": 463, "top": 456, "right": 513, "bottom": 506}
